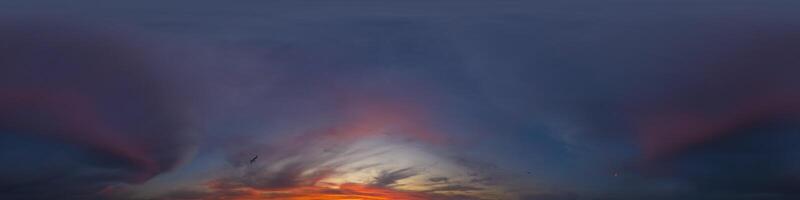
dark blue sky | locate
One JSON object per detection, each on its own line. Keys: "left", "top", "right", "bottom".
{"left": 2, "top": 1, "right": 800, "bottom": 200}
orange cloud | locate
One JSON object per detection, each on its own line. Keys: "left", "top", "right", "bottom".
{"left": 196, "top": 181, "right": 431, "bottom": 200}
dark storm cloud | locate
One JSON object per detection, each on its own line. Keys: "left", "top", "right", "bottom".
{"left": 0, "top": 21, "right": 195, "bottom": 198}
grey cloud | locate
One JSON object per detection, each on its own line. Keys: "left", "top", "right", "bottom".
{"left": 427, "top": 184, "right": 482, "bottom": 192}
{"left": 429, "top": 176, "right": 449, "bottom": 183}
{"left": 371, "top": 167, "right": 418, "bottom": 187}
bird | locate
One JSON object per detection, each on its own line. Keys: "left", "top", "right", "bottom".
{"left": 249, "top": 155, "right": 258, "bottom": 164}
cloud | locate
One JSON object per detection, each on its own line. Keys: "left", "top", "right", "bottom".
{"left": 7, "top": 2, "right": 800, "bottom": 199}
{"left": 196, "top": 183, "right": 433, "bottom": 200}
{"left": 0, "top": 20, "right": 195, "bottom": 198}
{"left": 153, "top": 103, "right": 508, "bottom": 199}
{"left": 446, "top": 11, "right": 800, "bottom": 198}
{"left": 371, "top": 168, "right": 418, "bottom": 187}
{"left": 429, "top": 177, "right": 449, "bottom": 183}
{"left": 520, "top": 193, "right": 579, "bottom": 200}
{"left": 427, "top": 184, "right": 482, "bottom": 192}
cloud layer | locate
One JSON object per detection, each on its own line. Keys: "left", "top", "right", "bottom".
{"left": 0, "top": 21, "right": 195, "bottom": 199}
{"left": 3, "top": 1, "right": 800, "bottom": 200}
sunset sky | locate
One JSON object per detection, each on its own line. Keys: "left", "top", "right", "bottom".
{"left": 2, "top": 1, "right": 800, "bottom": 200}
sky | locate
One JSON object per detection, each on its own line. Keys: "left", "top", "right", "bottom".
{"left": 1, "top": 1, "right": 800, "bottom": 200}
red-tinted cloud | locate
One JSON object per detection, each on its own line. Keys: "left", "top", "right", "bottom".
{"left": 166, "top": 181, "right": 434, "bottom": 200}
{"left": 0, "top": 89, "right": 159, "bottom": 182}
{"left": 0, "top": 21, "right": 194, "bottom": 198}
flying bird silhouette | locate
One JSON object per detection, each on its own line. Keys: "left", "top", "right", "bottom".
{"left": 250, "top": 155, "right": 258, "bottom": 164}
